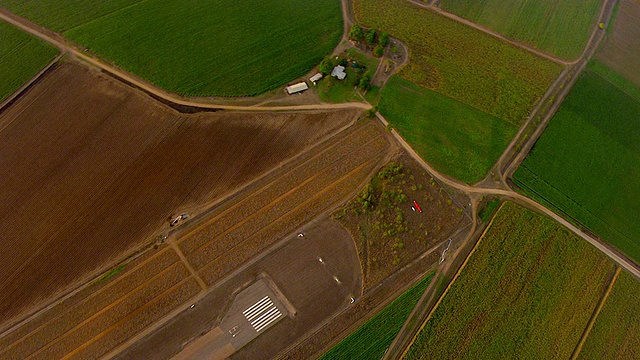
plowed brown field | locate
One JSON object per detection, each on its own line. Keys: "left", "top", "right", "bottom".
{"left": 596, "top": 0, "right": 640, "bottom": 86}
{"left": 0, "top": 60, "right": 359, "bottom": 327}
{"left": 0, "top": 117, "right": 391, "bottom": 360}
{"left": 0, "top": 245, "right": 201, "bottom": 360}
{"left": 178, "top": 120, "right": 392, "bottom": 286}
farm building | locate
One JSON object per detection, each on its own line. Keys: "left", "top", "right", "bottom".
{"left": 286, "top": 82, "right": 309, "bottom": 94}
{"left": 310, "top": 73, "right": 323, "bottom": 84}
{"left": 331, "top": 65, "right": 347, "bottom": 80}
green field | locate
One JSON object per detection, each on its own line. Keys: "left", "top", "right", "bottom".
{"left": 440, "top": 0, "right": 603, "bottom": 60}
{"left": 0, "top": 0, "right": 143, "bottom": 32}
{"left": 0, "top": 20, "right": 58, "bottom": 102}
{"left": 405, "top": 202, "right": 615, "bottom": 359}
{"left": 354, "top": 0, "right": 562, "bottom": 126}
{"left": 379, "top": 77, "right": 517, "bottom": 183}
{"left": 3, "top": 0, "right": 343, "bottom": 96}
{"left": 319, "top": 272, "right": 434, "bottom": 360}
{"left": 514, "top": 62, "right": 640, "bottom": 263}
{"left": 579, "top": 271, "right": 640, "bottom": 359}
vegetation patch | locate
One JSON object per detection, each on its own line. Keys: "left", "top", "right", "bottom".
{"left": 319, "top": 272, "right": 435, "bottom": 360}
{"left": 440, "top": 0, "right": 603, "bottom": 60}
{"left": 334, "top": 154, "right": 464, "bottom": 289}
{"left": 379, "top": 77, "right": 517, "bottom": 183}
{"left": 353, "top": 0, "right": 562, "bottom": 125}
{"left": 0, "top": 21, "right": 58, "bottom": 102}
{"left": 514, "top": 63, "right": 640, "bottom": 263}
{"left": 478, "top": 198, "right": 501, "bottom": 223}
{"left": 22, "top": 0, "right": 343, "bottom": 97}
{"left": 405, "top": 202, "right": 615, "bottom": 359}
{"left": 315, "top": 49, "right": 378, "bottom": 103}
{"left": 579, "top": 271, "right": 640, "bottom": 359}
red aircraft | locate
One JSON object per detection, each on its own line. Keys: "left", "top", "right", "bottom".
{"left": 413, "top": 200, "right": 423, "bottom": 213}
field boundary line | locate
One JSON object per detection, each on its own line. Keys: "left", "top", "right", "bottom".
{"left": 197, "top": 153, "right": 385, "bottom": 277}
{"left": 570, "top": 266, "right": 621, "bottom": 359}
{"left": 167, "top": 242, "right": 207, "bottom": 290}
{"left": 12, "top": 262, "right": 184, "bottom": 359}
{"left": 0, "top": 245, "right": 170, "bottom": 343}
{"left": 176, "top": 121, "right": 372, "bottom": 245}
{"left": 186, "top": 134, "right": 381, "bottom": 260}
{"left": 398, "top": 202, "right": 503, "bottom": 359}
{"left": 0, "top": 52, "right": 63, "bottom": 113}
{"left": 59, "top": 276, "right": 198, "bottom": 360}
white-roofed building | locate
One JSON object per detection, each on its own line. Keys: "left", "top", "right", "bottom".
{"left": 286, "top": 82, "right": 309, "bottom": 94}
{"left": 310, "top": 73, "right": 323, "bottom": 85}
{"left": 331, "top": 65, "right": 347, "bottom": 80}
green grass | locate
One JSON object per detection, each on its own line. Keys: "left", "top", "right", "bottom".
{"left": 579, "top": 271, "right": 640, "bottom": 359}
{"left": 316, "top": 49, "right": 378, "bottom": 103}
{"left": 478, "top": 198, "right": 501, "bottom": 223}
{"left": 0, "top": 20, "right": 59, "bottom": 102}
{"left": 440, "top": 0, "right": 603, "bottom": 60}
{"left": 405, "top": 202, "right": 615, "bottom": 359}
{"left": 319, "top": 272, "right": 435, "bottom": 360}
{"left": 95, "top": 265, "right": 126, "bottom": 284}
{"left": 354, "top": 0, "right": 562, "bottom": 126}
{"left": 514, "top": 62, "right": 640, "bottom": 264}
{"left": 4, "top": 0, "right": 343, "bottom": 97}
{"left": 379, "top": 77, "right": 517, "bottom": 183}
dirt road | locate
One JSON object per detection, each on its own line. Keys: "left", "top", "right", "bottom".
{"left": 375, "top": 112, "right": 640, "bottom": 281}
{"left": 0, "top": 10, "right": 369, "bottom": 113}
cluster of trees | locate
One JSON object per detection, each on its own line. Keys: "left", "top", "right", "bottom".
{"left": 318, "top": 55, "right": 372, "bottom": 91}
{"left": 349, "top": 24, "right": 390, "bottom": 57}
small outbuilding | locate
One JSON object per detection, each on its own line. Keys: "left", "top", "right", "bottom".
{"left": 310, "top": 73, "right": 323, "bottom": 85}
{"left": 286, "top": 82, "right": 309, "bottom": 94}
{"left": 331, "top": 65, "right": 347, "bottom": 80}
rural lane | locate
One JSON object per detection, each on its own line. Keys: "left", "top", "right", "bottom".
{"left": 376, "top": 112, "right": 640, "bottom": 281}
{"left": 0, "top": 9, "right": 371, "bottom": 112}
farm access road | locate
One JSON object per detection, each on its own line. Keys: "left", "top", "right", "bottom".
{"left": 0, "top": 9, "right": 370, "bottom": 113}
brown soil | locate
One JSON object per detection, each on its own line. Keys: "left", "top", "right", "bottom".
{"left": 176, "top": 119, "right": 391, "bottom": 287}
{"left": 596, "top": 0, "right": 640, "bottom": 86}
{"left": 0, "top": 245, "right": 201, "bottom": 359}
{"left": 0, "top": 60, "right": 359, "bottom": 327}
{"left": 335, "top": 152, "right": 466, "bottom": 290}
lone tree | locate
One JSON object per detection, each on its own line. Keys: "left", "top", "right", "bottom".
{"left": 379, "top": 32, "right": 390, "bottom": 47}
{"left": 373, "top": 45, "right": 384, "bottom": 57}
{"left": 318, "top": 56, "right": 333, "bottom": 74}
{"left": 349, "top": 24, "right": 364, "bottom": 41}
{"left": 365, "top": 29, "right": 377, "bottom": 45}
{"left": 359, "top": 73, "right": 372, "bottom": 91}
